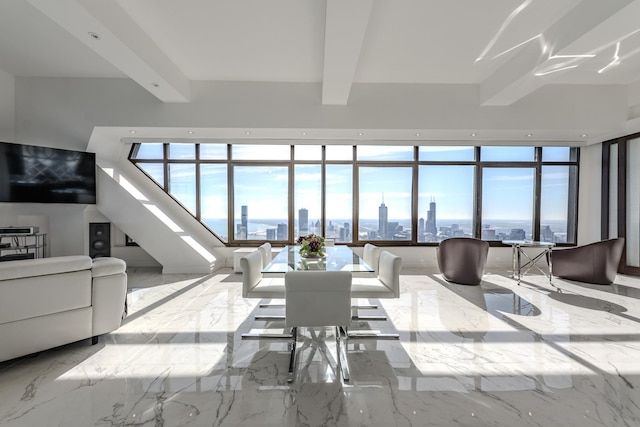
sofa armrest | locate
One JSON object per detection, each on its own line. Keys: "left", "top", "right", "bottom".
{"left": 91, "top": 257, "right": 128, "bottom": 337}
{"left": 91, "top": 257, "right": 126, "bottom": 277}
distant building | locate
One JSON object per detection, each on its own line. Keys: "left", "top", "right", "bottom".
{"left": 541, "top": 225, "right": 555, "bottom": 242}
{"left": 299, "top": 208, "right": 309, "bottom": 235}
{"left": 425, "top": 198, "right": 437, "bottom": 239}
{"left": 509, "top": 228, "right": 526, "bottom": 240}
{"left": 418, "top": 217, "right": 425, "bottom": 242}
{"left": 277, "top": 223, "right": 287, "bottom": 240}
{"left": 482, "top": 228, "right": 496, "bottom": 240}
{"left": 266, "top": 228, "right": 276, "bottom": 240}
{"left": 237, "top": 205, "right": 249, "bottom": 239}
{"left": 378, "top": 194, "right": 388, "bottom": 239}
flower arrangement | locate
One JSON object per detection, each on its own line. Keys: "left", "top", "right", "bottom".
{"left": 296, "top": 233, "right": 325, "bottom": 257}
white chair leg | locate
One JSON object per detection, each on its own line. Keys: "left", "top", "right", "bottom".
{"left": 287, "top": 327, "right": 298, "bottom": 383}
{"left": 336, "top": 326, "right": 350, "bottom": 382}
{"left": 351, "top": 306, "right": 387, "bottom": 321}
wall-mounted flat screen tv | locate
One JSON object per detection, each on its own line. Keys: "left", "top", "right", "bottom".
{"left": 0, "top": 141, "right": 96, "bottom": 204}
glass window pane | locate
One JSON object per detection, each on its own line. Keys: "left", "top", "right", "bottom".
{"left": 168, "top": 164, "right": 196, "bottom": 213}
{"left": 481, "top": 147, "right": 535, "bottom": 162}
{"left": 481, "top": 168, "right": 534, "bottom": 241}
{"left": 627, "top": 138, "right": 640, "bottom": 267}
{"left": 295, "top": 145, "right": 322, "bottom": 161}
{"left": 200, "top": 144, "right": 227, "bottom": 160}
{"left": 295, "top": 165, "right": 322, "bottom": 238}
{"left": 542, "top": 147, "right": 571, "bottom": 162}
{"left": 133, "top": 143, "right": 163, "bottom": 159}
{"left": 540, "top": 165, "right": 575, "bottom": 244}
{"left": 168, "top": 143, "right": 195, "bottom": 160}
{"left": 419, "top": 146, "right": 475, "bottom": 161}
{"left": 326, "top": 164, "right": 353, "bottom": 243}
{"left": 357, "top": 145, "right": 414, "bottom": 161}
{"left": 233, "top": 166, "right": 289, "bottom": 240}
{"left": 201, "top": 164, "right": 228, "bottom": 241}
{"left": 232, "top": 145, "right": 290, "bottom": 160}
{"left": 418, "top": 165, "right": 474, "bottom": 242}
{"left": 326, "top": 145, "right": 353, "bottom": 161}
{"left": 359, "top": 166, "right": 412, "bottom": 241}
{"left": 138, "top": 163, "right": 164, "bottom": 188}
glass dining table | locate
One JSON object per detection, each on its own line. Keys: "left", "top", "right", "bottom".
{"left": 262, "top": 245, "right": 374, "bottom": 273}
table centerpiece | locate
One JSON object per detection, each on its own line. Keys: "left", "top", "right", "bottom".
{"left": 296, "top": 233, "right": 326, "bottom": 258}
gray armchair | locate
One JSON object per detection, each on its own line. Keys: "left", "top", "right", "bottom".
{"left": 437, "top": 237, "right": 489, "bottom": 285}
{"left": 551, "top": 238, "right": 624, "bottom": 285}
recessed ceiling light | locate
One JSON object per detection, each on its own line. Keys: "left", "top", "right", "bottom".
{"left": 245, "top": 131, "right": 251, "bottom": 135}
{"left": 187, "top": 130, "right": 194, "bottom": 134}
{"left": 129, "top": 130, "right": 136, "bottom": 134}
{"left": 357, "top": 132, "right": 363, "bottom": 136}
{"left": 302, "top": 132, "right": 307, "bottom": 136}
{"left": 581, "top": 133, "right": 588, "bottom": 138}
{"left": 88, "top": 32, "right": 100, "bottom": 40}
{"left": 470, "top": 133, "right": 477, "bottom": 137}
{"left": 526, "top": 133, "right": 533, "bottom": 137}
{"left": 415, "top": 133, "right": 421, "bottom": 137}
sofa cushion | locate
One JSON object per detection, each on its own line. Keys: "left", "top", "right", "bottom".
{"left": 0, "top": 255, "right": 92, "bottom": 281}
{"left": 91, "top": 257, "right": 126, "bottom": 278}
{"left": 0, "top": 270, "right": 92, "bottom": 324}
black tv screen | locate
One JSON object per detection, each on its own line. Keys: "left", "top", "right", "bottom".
{"left": 0, "top": 142, "right": 96, "bottom": 204}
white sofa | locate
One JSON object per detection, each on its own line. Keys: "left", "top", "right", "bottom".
{"left": 0, "top": 255, "right": 127, "bottom": 363}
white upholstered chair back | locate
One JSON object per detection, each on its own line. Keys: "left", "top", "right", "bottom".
{"left": 377, "top": 250, "right": 402, "bottom": 296}
{"left": 285, "top": 271, "right": 352, "bottom": 328}
{"left": 240, "top": 250, "right": 263, "bottom": 298}
{"left": 258, "top": 242, "right": 273, "bottom": 268}
{"left": 363, "top": 243, "right": 381, "bottom": 271}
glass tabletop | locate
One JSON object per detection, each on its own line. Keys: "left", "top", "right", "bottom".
{"left": 262, "top": 245, "right": 375, "bottom": 273}
{"left": 502, "top": 240, "right": 555, "bottom": 247}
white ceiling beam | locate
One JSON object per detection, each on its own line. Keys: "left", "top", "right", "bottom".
{"left": 27, "top": 0, "right": 190, "bottom": 103}
{"left": 481, "top": 0, "right": 635, "bottom": 106}
{"left": 322, "top": 0, "right": 373, "bottom": 105}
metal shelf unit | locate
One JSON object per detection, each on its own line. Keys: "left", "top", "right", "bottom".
{"left": 0, "top": 233, "right": 47, "bottom": 261}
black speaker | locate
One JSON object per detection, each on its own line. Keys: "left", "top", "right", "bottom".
{"left": 89, "top": 222, "right": 110, "bottom": 258}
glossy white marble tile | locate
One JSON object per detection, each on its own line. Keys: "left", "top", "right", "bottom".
{"left": 2, "top": 268, "right": 640, "bottom": 426}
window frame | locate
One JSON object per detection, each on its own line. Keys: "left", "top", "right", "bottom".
{"left": 129, "top": 143, "right": 579, "bottom": 247}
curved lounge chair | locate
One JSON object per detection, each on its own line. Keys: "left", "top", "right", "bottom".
{"left": 551, "top": 238, "right": 624, "bottom": 285}
{"left": 437, "top": 237, "right": 489, "bottom": 285}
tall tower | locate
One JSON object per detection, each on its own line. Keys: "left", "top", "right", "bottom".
{"left": 241, "top": 205, "right": 248, "bottom": 228}
{"left": 425, "top": 197, "right": 437, "bottom": 239}
{"left": 299, "top": 208, "right": 309, "bottom": 235}
{"left": 238, "top": 205, "right": 248, "bottom": 239}
{"left": 378, "top": 193, "right": 388, "bottom": 239}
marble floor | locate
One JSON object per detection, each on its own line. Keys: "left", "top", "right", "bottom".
{"left": 2, "top": 267, "right": 640, "bottom": 426}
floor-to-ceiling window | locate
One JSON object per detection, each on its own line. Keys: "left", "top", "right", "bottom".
{"left": 129, "top": 143, "right": 579, "bottom": 246}
{"left": 603, "top": 133, "right": 640, "bottom": 276}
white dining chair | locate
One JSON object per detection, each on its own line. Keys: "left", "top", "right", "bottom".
{"left": 258, "top": 242, "right": 273, "bottom": 268}
{"left": 285, "top": 270, "right": 352, "bottom": 383}
{"left": 350, "top": 250, "right": 402, "bottom": 338}
{"left": 362, "top": 243, "right": 380, "bottom": 272}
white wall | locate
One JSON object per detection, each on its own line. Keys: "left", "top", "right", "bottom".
{"left": 0, "top": 70, "right": 14, "bottom": 141}
{"left": 577, "top": 144, "right": 603, "bottom": 245}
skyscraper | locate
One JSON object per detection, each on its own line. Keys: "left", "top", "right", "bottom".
{"left": 237, "top": 205, "right": 248, "bottom": 239}
{"left": 378, "top": 193, "right": 388, "bottom": 240}
{"left": 277, "top": 223, "right": 287, "bottom": 240}
{"left": 299, "top": 208, "right": 308, "bottom": 235}
{"left": 425, "top": 197, "right": 437, "bottom": 239}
